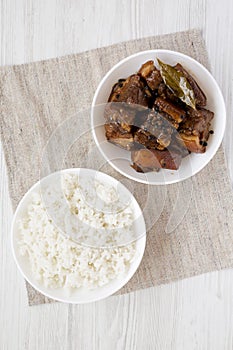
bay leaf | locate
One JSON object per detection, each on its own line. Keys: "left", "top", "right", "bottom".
{"left": 157, "top": 58, "right": 196, "bottom": 109}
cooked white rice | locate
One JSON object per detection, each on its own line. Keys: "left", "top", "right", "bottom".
{"left": 18, "top": 173, "right": 137, "bottom": 290}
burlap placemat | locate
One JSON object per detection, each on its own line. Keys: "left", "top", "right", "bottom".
{"left": 1, "top": 29, "right": 233, "bottom": 306}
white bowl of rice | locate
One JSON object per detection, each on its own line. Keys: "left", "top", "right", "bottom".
{"left": 11, "top": 168, "right": 146, "bottom": 304}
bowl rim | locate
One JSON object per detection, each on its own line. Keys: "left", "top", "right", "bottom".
{"left": 91, "top": 49, "right": 226, "bottom": 185}
{"left": 11, "top": 168, "right": 146, "bottom": 304}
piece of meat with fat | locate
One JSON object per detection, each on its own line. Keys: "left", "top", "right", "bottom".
{"left": 105, "top": 123, "right": 134, "bottom": 150}
{"left": 168, "top": 133, "right": 190, "bottom": 158}
{"left": 134, "top": 128, "right": 159, "bottom": 150}
{"left": 154, "top": 97, "right": 186, "bottom": 123}
{"left": 134, "top": 109, "right": 176, "bottom": 150}
{"left": 108, "top": 74, "right": 151, "bottom": 107}
{"left": 174, "top": 63, "right": 207, "bottom": 107}
{"left": 104, "top": 103, "right": 136, "bottom": 133}
{"left": 158, "top": 82, "right": 180, "bottom": 104}
{"left": 178, "top": 107, "right": 214, "bottom": 153}
{"left": 159, "top": 111, "right": 180, "bottom": 129}
{"left": 138, "top": 60, "right": 163, "bottom": 91}
{"left": 131, "top": 148, "right": 182, "bottom": 172}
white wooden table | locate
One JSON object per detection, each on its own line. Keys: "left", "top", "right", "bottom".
{"left": 1, "top": 1, "right": 233, "bottom": 349}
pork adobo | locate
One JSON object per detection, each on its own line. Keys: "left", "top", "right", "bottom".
{"left": 105, "top": 58, "right": 214, "bottom": 173}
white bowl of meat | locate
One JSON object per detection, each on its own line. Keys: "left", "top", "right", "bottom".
{"left": 91, "top": 50, "right": 226, "bottom": 185}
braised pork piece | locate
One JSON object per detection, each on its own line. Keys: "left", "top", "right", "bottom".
{"left": 131, "top": 149, "right": 182, "bottom": 172}
{"left": 138, "top": 60, "right": 163, "bottom": 91}
{"left": 108, "top": 74, "right": 152, "bottom": 107}
{"left": 134, "top": 109, "right": 175, "bottom": 150}
{"left": 105, "top": 59, "right": 214, "bottom": 172}
{"left": 178, "top": 107, "right": 214, "bottom": 153}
